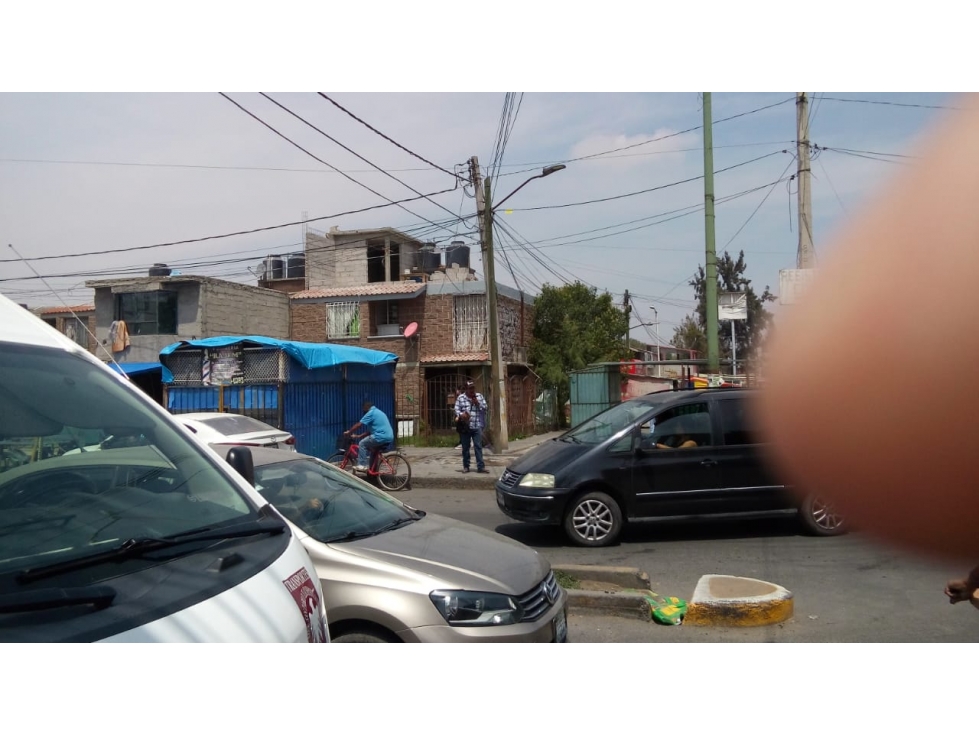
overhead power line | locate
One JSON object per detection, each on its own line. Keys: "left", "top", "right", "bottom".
{"left": 220, "top": 92, "right": 462, "bottom": 238}
{"left": 258, "top": 93, "right": 464, "bottom": 226}
{"left": 818, "top": 96, "right": 962, "bottom": 110}
{"left": 316, "top": 92, "right": 463, "bottom": 180}
{"left": 0, "top": 187, "right": 457, "bottom": 264}
{"left": 513, "top": 150, "right": 790, "bottom": 211}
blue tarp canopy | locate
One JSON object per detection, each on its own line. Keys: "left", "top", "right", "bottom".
{"left": 159, "top": 336, "right": 398, "bottom": 383}
{"left": 109, "top": 362, "right": 163, "bottom": 377}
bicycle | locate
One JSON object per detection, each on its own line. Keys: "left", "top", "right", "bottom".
{"left": 327, "top": 434, "right": 412, "bottom": 492}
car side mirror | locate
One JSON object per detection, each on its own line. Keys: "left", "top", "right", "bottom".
{"left": 226, "top": 446, "right": 255, "bottom": 486}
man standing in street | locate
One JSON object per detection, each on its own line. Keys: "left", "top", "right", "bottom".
{"left": 344, "top": 400, "right": 394, "bottom": 473}
{"left": 454, "top": 379, "right": 489, "bottom": 474}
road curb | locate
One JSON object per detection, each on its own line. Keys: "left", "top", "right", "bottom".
{"left": 684, "top": 574, "right": 794, "bottom": 627}
{"left": 553, "top": 565, "right": 654, "bottom": 621}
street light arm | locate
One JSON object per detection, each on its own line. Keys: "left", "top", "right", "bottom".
{"left": 491, "top": 174, "right": 542, "bottom": 212}
{"left": 490, "top": 163, "right": 566, "bottom": 212}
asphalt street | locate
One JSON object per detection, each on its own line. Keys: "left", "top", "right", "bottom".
{"left": 399, "top": 487, "right": 979, "bottom": 642}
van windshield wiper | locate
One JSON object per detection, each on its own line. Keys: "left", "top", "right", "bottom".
{"left": 17, "top": 519, "right": 286, "bottom": 584}
{"left": 0, "top": 585, "right": 116, "bottom": 614}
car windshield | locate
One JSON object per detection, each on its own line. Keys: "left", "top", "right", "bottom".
{"left": 0, "top": 344, "right": 255, "bottom": 581}
{"left": 562, "top": 399, "right": 659, "bottom": 445}
{"left": 195, "top": 415, "right": 277, "bottom": 435}
{"left": 253, "top": 458, "right": 417, "bottom": 543}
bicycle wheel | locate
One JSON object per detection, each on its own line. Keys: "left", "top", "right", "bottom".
{"left": 326, "top": 452, "right": 350, "bottom": 471}
{"left": 375, "top": 452, "right": 411, "bottom": 491}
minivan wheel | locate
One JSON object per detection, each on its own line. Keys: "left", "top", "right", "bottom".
{"left": 799, "top": 493, "right": 847, "bottom": 536}
{"left": 333, "top": 631, "right": 393, "bottom": 643}
{"left": 564, "top": 491, "right": 623, "bottom": 547}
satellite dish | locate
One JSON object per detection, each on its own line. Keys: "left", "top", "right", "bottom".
{"left": 403, "top": 322, "right": 419, "bottom": 339}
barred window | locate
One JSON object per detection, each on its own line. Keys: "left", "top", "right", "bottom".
{"left": 327, "top": 301, "right": 361, "bottom": 339}
{"left": 453, "top": 295, "right": 487, "bottom": 352}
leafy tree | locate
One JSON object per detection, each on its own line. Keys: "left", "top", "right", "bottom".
{"left": 530, "top": 282, "right": 629, "bottom": 424}
{"left": 681, "top": 250, "right": 776, "bottom": 368}
{"left": 670, "top": 314, "right": 707, "bottom": 355}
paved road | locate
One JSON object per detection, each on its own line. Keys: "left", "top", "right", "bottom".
{"left": 399, "top": 487, "right": 979, "bottom": 642}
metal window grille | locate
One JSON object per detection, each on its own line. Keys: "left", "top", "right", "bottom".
{"left": 328, "top": 301, "right": 360, "bottom": 338}
{"left": 453, "top": 295, "right": 487, "bottom": 352}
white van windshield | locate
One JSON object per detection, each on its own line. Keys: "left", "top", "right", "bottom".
{"left": 0, "top": 344, "right": 256, "bottom": 579}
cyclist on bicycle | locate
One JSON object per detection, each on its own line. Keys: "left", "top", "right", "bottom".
{"left": 344, "top": 400, "right": 394, "bottom": 474}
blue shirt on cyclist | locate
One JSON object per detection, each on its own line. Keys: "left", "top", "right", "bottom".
{"left": 347, "top": 402, "right": 394, "bottom": 470}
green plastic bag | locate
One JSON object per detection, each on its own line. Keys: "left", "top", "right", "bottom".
{"left": 643, "top": 591, "right": 687, "bottom": 625}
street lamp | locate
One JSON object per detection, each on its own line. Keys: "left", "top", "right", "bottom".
{"left": 492, "top": 164, "right": 567, "bottom": 212}
{"left": 480, "top": 162, "right": 566, "bottom": 454}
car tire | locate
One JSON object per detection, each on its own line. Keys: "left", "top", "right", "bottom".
{"left": 332, "top": 631, "right": 393, "bottom": 643}
{"left": 564, "top": 490, "right": 623, "bottom": 547}
{"left": 799, "top": 493, "right": 847, "bottom": 536}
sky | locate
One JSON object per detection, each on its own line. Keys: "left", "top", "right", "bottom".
{"left": 0, "top": 90, "right": 954, "bottom": 346}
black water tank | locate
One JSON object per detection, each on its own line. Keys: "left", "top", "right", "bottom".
{"left": 149, "top": 263, "right": 171, "bottom": 276}
{"left": 287, "top": 252, "right": 305, "bottom": 279}
{"left": 445, "top": 244, "right": 470, "bottom": 269}
{"left": 265, "top": 255, "right": 284, "bottom": 280}
{"left": 421, "top": 250, "right": 441, "bottom": 272}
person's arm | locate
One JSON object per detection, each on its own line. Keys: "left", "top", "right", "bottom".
{"left": 455, "top": 396, "right": 470, "bottom": 421}
{"left": 945, "top": 565, "right": 979, "bottom": 606}
{"left": 477, "top": 393, "right": 488, "bottom": 411}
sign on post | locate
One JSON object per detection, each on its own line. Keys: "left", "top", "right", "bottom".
{"left": 718, "top": 292, "right": 748, "bottom": 321}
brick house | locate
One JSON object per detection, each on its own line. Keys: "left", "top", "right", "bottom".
{"left": 32, "top": 304, "right": 97, "bottom": 354}
{"left": 85, "top": 274, "right": 290, "bottom": 364}
{"left": 282, "top": 227, "right": 537, "bottom": 440}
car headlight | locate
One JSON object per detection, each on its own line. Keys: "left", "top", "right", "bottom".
{"left": 519, "top": 473, "right": 555, "bottom": 488}
{"left": 429, "top": 590, "right": 525, "bottom": 626}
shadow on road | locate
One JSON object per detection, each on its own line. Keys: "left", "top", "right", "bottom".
{"left": 494, "top": 515, "right": 806, "bottom": 548}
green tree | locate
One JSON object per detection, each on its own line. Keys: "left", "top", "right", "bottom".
{"left": 670, "top": 314, "right": 707, "bottom": 354}
{"left": 530, "top": 282, "right": 629, "bottom": 424}
{"left": 685, "top": 250, "right": 775, "bottom": 368}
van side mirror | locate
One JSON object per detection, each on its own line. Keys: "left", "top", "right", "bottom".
{"left": 226, "top": 447, "right": 255, "bottom": 486}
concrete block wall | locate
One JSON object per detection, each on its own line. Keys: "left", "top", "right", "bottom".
{"left": 305, "top": 232, "right": 336, "bottom": 289}
{"left": 201, "top": 281, "right": 290, "bottom": 339}
{"left": 334, "top": 242, "right": 367, "bottom": 287}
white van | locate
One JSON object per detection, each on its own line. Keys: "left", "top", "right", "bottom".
{"left": 0, "top": 295, "right": 328, "bottom": 642}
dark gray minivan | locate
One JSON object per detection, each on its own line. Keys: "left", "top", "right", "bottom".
{"left": 496, "top": 388, "right": 845, "bottom": 547}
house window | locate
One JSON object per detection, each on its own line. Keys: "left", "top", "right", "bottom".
{"left": 327, "top": 301, "right": 361, "bottom": 339}
{"left": 64, "top": 317, "right": 89, "bottom": 348}
{"left": 116, "top": 291, "right": 178, "bottom": 335}
{"left": 367, "top": 240, "right": 386, "bottom": 283}
{"left": 453, "top": 294, "right": 487, "bottom": 352}
{"left": 372, "top": 301, "right": 401, "bottom": 337}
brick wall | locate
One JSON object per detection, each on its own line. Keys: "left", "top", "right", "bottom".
{"left": 290, "top": 303, "right": 327, "bottom": 343}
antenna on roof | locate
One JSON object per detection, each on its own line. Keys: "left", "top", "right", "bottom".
{"left": 6, "top": 243, "right": 130, "bottom": 378}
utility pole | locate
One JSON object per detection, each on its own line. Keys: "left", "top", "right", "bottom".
{"left": 703, "top": 92, "right": 720, "bottom": 374}
{"left": 796, "top": 92, "right": 815, "bottom": 269}
{"left": 623, "top": 290, "right": 631, "bottom": 349}
{"left": 469, "top": 156, "right": 508, "bottom": 453}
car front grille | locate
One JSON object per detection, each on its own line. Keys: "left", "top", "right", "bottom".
{"left": 517, "top": 571, "right": 561, "bottom": 622}
{"left": 499, "top": 469, "right": 521, "bottom": 489}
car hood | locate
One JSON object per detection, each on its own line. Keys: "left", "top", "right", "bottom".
{"left": 325, "top": 513, "right": 550, "bottom": 595}
{"left": 505, "top": 437, "right": 591, "bottom": 478}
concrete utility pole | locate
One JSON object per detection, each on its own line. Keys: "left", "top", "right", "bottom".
{"left": 623, "top": 289, "right": 631, "bottom": 349}
{"left": 796, "top": 92, "right": 816, "bottom": 269}
{"left": 703, "top": 92, "right": 720, "bottom": 374}
{"left": 469, "top": 156, "right": 508, "bottom": 453}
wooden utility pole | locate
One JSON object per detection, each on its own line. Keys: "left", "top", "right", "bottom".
{"left": 796, "top": 92, "right": 815, "bottom": 269}
{"left": 703, "top": 92, "right": 720, "bottom": 374}
{"left": 469, "top": 156, "right": 508, "bottom": 453}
